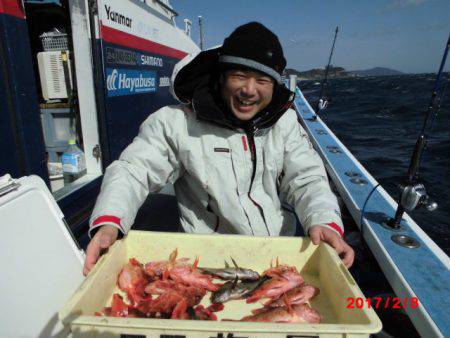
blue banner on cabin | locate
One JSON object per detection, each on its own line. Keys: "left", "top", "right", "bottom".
{"left": 106, "top": 68, "right": 157, "bottom": 97}
{"left": 102, "top": 42, "right": 180, "bottom": 161}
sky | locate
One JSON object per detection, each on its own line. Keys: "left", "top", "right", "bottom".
{"left": 171, "top": 0, "right": 450, "bottom": 74}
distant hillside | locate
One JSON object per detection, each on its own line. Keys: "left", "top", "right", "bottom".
{"left": 284, "top": 66, "right": 405, "bottom": 80}
{"left": 348, "top": 67, "right": 404, "bottom": 77}
{"left": 285, "top": 66, "right": 349, "bottom": 80}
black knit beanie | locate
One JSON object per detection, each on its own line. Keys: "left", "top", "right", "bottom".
{"left": 218, "top": 22, "right": 286, "bottom": 84}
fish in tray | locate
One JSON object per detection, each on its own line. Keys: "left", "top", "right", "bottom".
{"left": 246, "top": 265, "right": 304, "bottom": 303}
{"left": 169, "top": 256, "right": 219, "bottom": 292}
{"left": 240, "top": 304, "right": 322, "bottom": 323}
{"left": 211, "top": 276, "right": 270, "bottom": 303}
{"left": 100, "top": 294, "right": 143, "bottom": 318}
{"left": 144, "top": 279, "right": 206, "bottom": 307}
{"left": 262, "top": 284, "right": 320, "bottom": 308}
{"left": 144, "top": 248, "right": 190, "bottom": 279}
{"left": 117, "top": 258, "right": 150, "bottom": 306}
{"left": 98, "top": 250, "right": 222, "bottom": 320}
{"left": 191, "top": 303, "right": 225, "bottom": 321}
{"left": 200, "top": 257, "right": 260, "bottom": 281}
{"left": 97, "top": 251, "right": 323, "bottom": 323}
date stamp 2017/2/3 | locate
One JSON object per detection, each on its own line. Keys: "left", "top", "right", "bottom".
{"left": 346, "top": 297, "right": 419, "bottom": 309}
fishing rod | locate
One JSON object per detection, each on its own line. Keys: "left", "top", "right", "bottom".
{"left": 312, "top": 26, "right": 339, "bottom": 120}
{"left": 386, "top": 33, "right": 450, "bottom": 229}
{"left": 198, "top": 16, "right": 204, "bottom": 51}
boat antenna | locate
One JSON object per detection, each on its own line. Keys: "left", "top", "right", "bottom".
{"left": 198, "top": 15, "right": 204, "bottom": 51}
{"left": 386, "top": 33, "right": 450, "bottom": 229}
{"left": 312, "top": 26, "right": 339, "bottom": 120}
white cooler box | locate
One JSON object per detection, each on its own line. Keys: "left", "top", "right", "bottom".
{"left": 0, "top": 174, "right": 85, "bottom": 338}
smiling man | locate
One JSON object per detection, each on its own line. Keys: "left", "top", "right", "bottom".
{"left": 84, "top": 22, "right": 354, "bottom": 275}
{"left": 220, "top": 69, "right": 274, "bottom": 121}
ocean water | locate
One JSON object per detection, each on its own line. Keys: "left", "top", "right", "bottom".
{"left": 300, "top": 74, "right": 450, "bottom": 255}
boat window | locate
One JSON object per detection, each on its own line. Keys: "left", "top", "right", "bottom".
{"left": 23, "top": 0, "right": 102, "bottom": 197}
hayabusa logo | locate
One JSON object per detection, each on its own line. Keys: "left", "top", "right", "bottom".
{"left": 107, "top": 69, "right": 118, "bottom": 90}
{"left": 106, "top": 68, "right": 156, "bottom": 97}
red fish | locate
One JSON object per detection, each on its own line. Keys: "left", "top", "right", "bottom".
{"left": 170, "top": 257, "right": 219, "bottom": 292}
{"left": 136, "top": 289, "right": 188, "bottom": 319}
{"left": 263, "top": 284, "right": 319, "bottom": 308}
{"left": 182, "top": 285, "right": 207, "bottom": 307}
{"left": 144, "top": 249, "right": 190, "bottom": 279}
{"left": 262, "top": 258, "right": 293, "bottom": 276}
{"left": 103, "top": 294, "right": 141, "bottom": 318}
{"left": 117, "top": 258, "right": 149, "bottom": 305}
{"left": 246, "top": 268, "right": 303, "bottom": 303}
{"left": 144, "top": 279, "right": 178, "bottom": 295}
{"left": 109, "top": 294, "right": 129, "bottom": 317}
{"left": 193, "top": 303, "right": 223, "bottom": 321}
{"left": 241, "top": 304, "right": 322, "bottom": 323}
{"left": 145, "top": 279, "right": 206, "bottom": 307}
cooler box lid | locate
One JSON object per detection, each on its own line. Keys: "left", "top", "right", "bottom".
{"left": 0, "top": 174, "right": 84, "bottom": 338}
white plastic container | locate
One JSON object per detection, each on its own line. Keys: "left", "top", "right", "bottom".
{"left": 60, "top": 231, "right": 382, "bottom": 338}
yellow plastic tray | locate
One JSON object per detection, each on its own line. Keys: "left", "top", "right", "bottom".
{"left": 60, "top": 231, "right": 382, "bottom": 337}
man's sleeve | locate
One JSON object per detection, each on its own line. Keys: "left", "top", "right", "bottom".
{"left": 280, "top": 109, "right": 344, "bottom": 237}
{"left": 89, "top": 107, "right": 184, "bottom": 237}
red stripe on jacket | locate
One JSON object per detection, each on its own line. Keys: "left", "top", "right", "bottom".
{"left": 92, "top": 215, "right": 124, "bottom": 233}
{"left": 326, "top": 222, "right": 344, "bottom": 237}
{"left": 242, "top": 136, "right": 248, "bottom": 151}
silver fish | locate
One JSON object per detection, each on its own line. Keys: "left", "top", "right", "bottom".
{"left": 200, "top": 257, "right": 260, "bottom": 281}
{"left": 211, "top": 276, "right": 269, "bottom": 304}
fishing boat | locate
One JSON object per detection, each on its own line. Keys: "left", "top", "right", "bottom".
{"left": 0, "top": 0, "right": 448, "bottom": 337}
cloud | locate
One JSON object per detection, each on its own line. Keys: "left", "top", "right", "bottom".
{"left": 386, "top": 0, "right": 435, "bottom": 10}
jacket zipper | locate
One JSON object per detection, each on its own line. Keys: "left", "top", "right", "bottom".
{"left": 245, "top": 128, "right": 271, "bottom": 236}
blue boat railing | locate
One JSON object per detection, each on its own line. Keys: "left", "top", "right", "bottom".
{"left": 293, "top": 86, "right": 449, "bottom": 338}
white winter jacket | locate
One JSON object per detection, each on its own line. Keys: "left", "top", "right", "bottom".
{"left": 89, "top": 50, "right": 343, "bottom": 238}
{"left": 89, "top": 104, "right": 343, "bottom": 237}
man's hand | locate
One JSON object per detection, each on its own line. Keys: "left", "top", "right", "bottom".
{"left": 309, "top": 225, "right": 355, "bottom": 268}
{"left": 83, "top": 224, "right": 119, "bottom": 276}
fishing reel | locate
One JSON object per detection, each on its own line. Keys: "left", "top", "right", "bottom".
{"left": 318, "top": 98, "right": 329, "bottom": 112}
{"left": 310, "top": 97, "right": 330, "bottom": 121}
{"left": 398, "top": 182, "right": 438, "bottom": 212}
{"left": 386, "top": 181, "right": 438, "bottom": 230}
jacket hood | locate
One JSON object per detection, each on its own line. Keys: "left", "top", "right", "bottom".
{"left": 170, "top": 47, "right": 295, "bottom": 131}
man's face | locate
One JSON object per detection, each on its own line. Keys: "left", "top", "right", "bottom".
{"left": 220, "top": 69, "right": 274, "bottom": 121}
